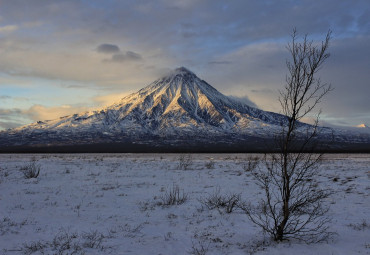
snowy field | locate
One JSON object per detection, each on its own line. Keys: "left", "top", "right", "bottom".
{"left": 0, "top": 153, "right": 369, "bottom": 255}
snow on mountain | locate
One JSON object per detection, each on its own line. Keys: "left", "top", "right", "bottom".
{"left": 7, "top": 67, "right": 286, "bottom": 138}
{"left": 1, "top": 67, "right": 368, "bottom": 150}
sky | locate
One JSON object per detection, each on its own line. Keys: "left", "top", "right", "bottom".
{"left": 0, "top": 0, "right": 369, "bottom": 130}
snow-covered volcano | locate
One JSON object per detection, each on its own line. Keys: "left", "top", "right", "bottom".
{"left": 101, "top": 66, "right": 285, "bottom": 133}
{"left": 6, "top": 67, "right": 285, "bottom": 137}
{"left": 1, "top": 67, "right": 368, "bottom": 152}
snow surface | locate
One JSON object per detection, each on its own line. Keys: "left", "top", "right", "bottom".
{"left": 0, "top": 153, "right": 369, "bottom": 254}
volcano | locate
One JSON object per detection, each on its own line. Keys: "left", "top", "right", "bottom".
{"left": 1, "top": 67, "right": 369, "bottom": 152}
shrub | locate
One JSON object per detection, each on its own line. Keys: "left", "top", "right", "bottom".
{"left": 242, "top": 156, "right": 259, "bottom": 172}
{"left": 200, "top": 187, "right": 240, "bottom": 213}
{"left": 189, "top": 239, "right": 210, "bottom": 255}
{"left": 22, "top": 241, "right": 47, "bottom": 255}
{"left": 52, "top": 230, "right": 80, "bottom": 253}
{"left": 21, "top": 162, "right": 40, "bottom": 179}
{"left": 205, "top": 160, "right": 215, "bottom": 169}
{"left": 160, "top": 184, "right": 188, "bottom": 206}
{"left": 178, "top": 154, "right": 193, "bottom": 170}
{"left": 348, "top": 220, "right": 370, "bottom": 231}
{"left": 82, "top": 230, "right": 104, "bottom": 249}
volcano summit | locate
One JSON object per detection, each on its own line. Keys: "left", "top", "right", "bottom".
{"left": 0, "top": 67, "right": 368, "bottom": 152}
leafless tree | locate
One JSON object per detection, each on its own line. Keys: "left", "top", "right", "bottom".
{"left": 245, "top": 29, "right": 333, "bottom": 242}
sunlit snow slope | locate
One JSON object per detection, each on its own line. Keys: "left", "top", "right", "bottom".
{"left": 10, "top": 67, "right": 285, "bottom": 136}
{"left": 1, "top": 67, "right": 368, "bottom": 151}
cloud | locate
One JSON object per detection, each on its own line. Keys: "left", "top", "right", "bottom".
{"left": 228, "top": 95, "right": 258, "bottom": 108}
{"left": 0, "top": 104, "right": 91, "bottom": 131}
{"left": 25, "top": 104, "right": 90, "bottom": 122}
{"left": 0, "top": 120, "right": 24, "bottom": 130}
{"left": 0, "top": 108, "right": 23, "bottom": 117}
{"left": 96, "top": 44, "right": 120, "bottom": 54}
{"left": 0, "top": 95, "right": 12, "bottom": 100}
{"left": 161, "top": 0, "right": 201, "bottom": 10}
{"left": 208, "top": 61, "right": 232, "bottom": 65}
{"left": 96, "top": 44, "right": 145, "bottom": 65}
{"left": 61, "top": 84, "right": 90, "bottom": 89}
{"left": 0, "top": 41, "right": 153, "bottom": 86}
{"left": 22, "top": 21, "right": 44, "bottom": 28}
{"left": 206, "top": 35, "right": 370, "bottom": 127}
{"left": 315, "top": 36, "right": 370, "bottom": 126}
{"left": 108, "top": 51, "right": 143, "bottom": 63}
{"left": 0, "top": 94, "right": 128, "bottom": 130}
{"left": 92, "top": 92, "right": 133, "bottom": 107}
{"left": 202, "top": 42, "right": 286, "bottom": 113}
{"left": 0, "top": 25, "right": 18, "bottom": 33}
{"left": 0, "top": 108, "right": 26, "bottom": 130}
{"left": 0, "top": 0, "right": 368, "bottom": 127}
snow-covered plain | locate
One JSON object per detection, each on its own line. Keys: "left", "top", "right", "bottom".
{"left": 0, "top": 153, "right": 369, "bottom": 255}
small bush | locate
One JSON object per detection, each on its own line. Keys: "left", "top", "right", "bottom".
{"left": 52, "top": 230, "right": 80, "bottom": 253}
{"left": 348, "top": 220, "right": 370, "bottom": 231}
{"left": 242, "top": 156, "right": 259, "bottom": 172}
{"left": 22, "top": 241, "right": 47, "bottom": 255}
{"left": 178, "top": 154, "right": 193, "bottom": 170}
{"left": 118, "top": 223, "right": 144, "bottom": 238}
{"left": 189, "top": 239, "right": 210, "bottom": 255}
{"left": 199, "top": 187, "right": 240, "bottom": 213}
{"left": 160, "top": 184, "right": 188, "bottom": 206}
{"left": 82, "top": 230, "right": 104, "bottom": 248}
{"left": 22, "top": 229, "right": 105, "bottom": 254}
{"left": 138, "top": 200, "right": 156, "bottom": 212}
{"left": 21, "top": 162, "right": 40, "bottom": 179}
{"left": 0, "top": 217, "right": 27, "bottom": 236}
{"left": 205, "top": 160, "right": 215, "bottom": 169}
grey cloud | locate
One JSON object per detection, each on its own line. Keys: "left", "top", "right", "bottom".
{"left": 0, "top": 108, "right": 28, "bottom": 130}
{"left": 250, "top": 88, "right": 276, "bottom": 94}
{"left": 1, "top": 1, "right": 368, "bottom": 61}
{"left": 182, "top": 31, "right": 197, "bottom": 38}
{"left": 358, "top": 8, "right": 370, "bottom": 34}
{"left": 208, "top": 61, "right": 232, "bottom": 65}
{"left": 0, "top": 108, "right": 23, "bottom": 117}
{"left": 0, "top": 120, "right": 23, "bottom": 130}
{"left": 228, "top": 95, "right": 258, "bottom": 108}
{"left": 1, "top": 1, "right": 369, "bottom": 47}
{"left": 0, "top": 94, "right": 30, "bottom": 102}
{"left": 108, "top": 51, "right": 143, "bottom": 63}
{"left": 97, "top": 44, "right": 120, "bottom": 54}
{"left": 0, "top": 0, "right": 369, "bottom": 127}
{"left": 0, "top": 95, "right": 12, "bottom": 100}
{"left": 61, "top": 84, "right": 92, "bottom": 89}
{"left": 317, "top": 36, "right": 370, "bottom": 126}
{"left": 204, "top": 42, "right": 287, "bottom": 92}
{"left": 216, "top": 35, "right": 370, "bottom": 127}
{"left": 181, "top": 23, "right": 195, "bottom": 29}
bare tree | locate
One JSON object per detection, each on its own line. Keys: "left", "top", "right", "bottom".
{"left": 245, "top": 29, "right": 333, "bottom": 242}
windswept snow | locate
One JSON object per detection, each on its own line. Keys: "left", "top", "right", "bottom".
{"left": 0, "top": 153, "right": 369, "bottom": 254}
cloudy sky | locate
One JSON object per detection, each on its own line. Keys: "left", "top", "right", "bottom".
{"left": 0, "top": 0, "right": 369, "bottom": 130}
